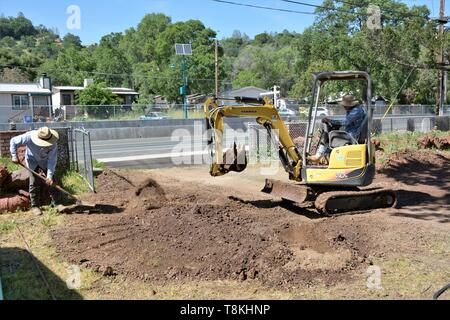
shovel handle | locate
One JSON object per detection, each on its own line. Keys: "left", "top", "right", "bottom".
{"left": 19, "top": 163, "right": 80, "bottom": 202}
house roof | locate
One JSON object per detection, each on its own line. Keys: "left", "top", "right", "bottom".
{"left": 53, "top": 86, "right": 139, "bottom": 95}
{"left": 53, "top": 86, "right": 84, "bottom": 91}
{"left": 0, "top": 83, "right": 51, "bottom": 94}
{"left": 110, "top": 88, "right": 139, "bottom": 95}
{"left": 229, "top": 86, "right": 267, "bottom": 95}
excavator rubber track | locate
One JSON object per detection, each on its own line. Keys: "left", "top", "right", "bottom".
{"left": 314, "top": 188, "right": 398, "bottom": 215}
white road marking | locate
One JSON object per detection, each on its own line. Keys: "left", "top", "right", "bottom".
{"left": 98, "top": 145, "right": 249, "bottom": 163}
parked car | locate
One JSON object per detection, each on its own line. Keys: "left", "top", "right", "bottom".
{"left": 299, "top": 106, "right": 329, "bottom": 117}
{"left": 139, "top": 112, "right": 171, "bottom": 120}
{"left": 278, "top": 108, "right": 297, "bottom": 117}
{"left": 317, "top": 107, "right": 330, "bottom": 117}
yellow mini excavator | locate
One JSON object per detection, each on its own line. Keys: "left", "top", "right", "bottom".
{"left": 204, "top": 71, "right": 397, "bottom": 215}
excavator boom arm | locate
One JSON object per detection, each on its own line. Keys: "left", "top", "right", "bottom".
{"left": 204, "top": 97, "right": 302, "bottom": 180}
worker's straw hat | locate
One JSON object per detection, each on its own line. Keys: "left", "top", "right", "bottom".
{"left": 31, "top": 127, "right": 59, "bottom": 147}
{"left": 339, "top": 94, "right": 359, "bottom": 107}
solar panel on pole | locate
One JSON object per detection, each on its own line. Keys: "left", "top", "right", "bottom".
{"left": 183, "top": 44, "right": 192, "bottom": 55}
{"left": 175, "top": 43, "right": 192, "bottom": 55}
{"left": 175, "top": 44, "right": 184, "bottom": 55}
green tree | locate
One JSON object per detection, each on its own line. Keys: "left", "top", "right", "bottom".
{"left": 62, "top": 33, "right": 82, "bottom": 49}
{"left": 39, "top": 46, "right": 96, "bottom": 85}
{"left": 75, "top": 82, "right": 120, "bottom": 118}
{"left": 94, "top": 33, "right": 132, "bottom": 87}
{"left": 0, "top": 13, "right": 36, "bottom": 39}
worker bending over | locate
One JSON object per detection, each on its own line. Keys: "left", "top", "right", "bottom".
{"left": 10, "top": 127, "right": 59, "bottom": 216}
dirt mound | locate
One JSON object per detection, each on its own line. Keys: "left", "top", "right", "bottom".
{"left": 52, "top": 172, "right": 373, "bottom": 287}
{"left": 51, "top": 152, "right": 449, "bottom": 290}
{"left": 52, "top": 203, "right": 365, "bottom": 287}
{"left": 377, "top": 149, "right": 450, "bottom": 207}
{"left": 130, "top": 178, "right": 166, "bottom": 210}
{"left": 379, "top": 150, "right": 449, "bottom": 178}
{"left": 96, "top": 170, "right": 135, "bottom": 193}
{"left": 418, "top": 134, "right": 450, "bottom": 150}
{"left": 0, "top": 165, "right": 8, "bottom": 186}
{"left": 82, "top": 170, "right": 136, "bottom": 208}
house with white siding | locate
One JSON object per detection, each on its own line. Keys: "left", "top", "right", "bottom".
{"left": 0, "top": 75, "right": 52, "bottom": 123}
{"left": 51, "top": 79, "right": 139, "bottom": 120}
{"left": 0, "top": 76, "right": 140, "bottom": 123}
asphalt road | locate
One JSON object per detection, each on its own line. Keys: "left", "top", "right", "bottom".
{"left": 92, "top": 134, "right": 247, "bottom": 169}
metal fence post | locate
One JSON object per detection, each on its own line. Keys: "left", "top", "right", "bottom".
{"left": 87, "top": 131, "right": 95, "bottom": 192}
{"left": 82, "top": 133, "right": 87, "bottom": 179}
{"left": 71, "top": 128, "right": 95, "bottom": 192}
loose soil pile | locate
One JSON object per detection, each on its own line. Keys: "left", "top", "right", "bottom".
{"left": 417, "top": 134, "right": 450, "bottom": 150}
{"left": 51, "top": 150, "right": 450, "bottom": 289}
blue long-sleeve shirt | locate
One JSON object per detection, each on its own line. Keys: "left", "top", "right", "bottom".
{"left": 330, "top": 106, "right": 366, "bottom": 140}
{"left": 10, "top": 131, "right": 58, "bottom": 180}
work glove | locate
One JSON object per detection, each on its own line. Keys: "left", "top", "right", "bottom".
{"left": 322, "top": 117, "right": 331, "bottom": 124}
{"left": 11, "top": 156, "right": 19, "bottom": 164}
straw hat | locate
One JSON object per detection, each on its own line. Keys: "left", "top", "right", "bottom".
{"left": 339, "top": 94, "right": 359, "bottom": 107}
{"left": 31, "top": 127, "right": 59, "bottom": 147}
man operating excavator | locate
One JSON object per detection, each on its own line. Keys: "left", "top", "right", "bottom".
{"left": 307, "top": 94, "right": 366, "bottom": 165}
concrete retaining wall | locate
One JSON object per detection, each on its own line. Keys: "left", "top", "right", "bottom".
{"left": 1, "top": 116, "right": 448, "bottom": 142}
{"left": 0, "top": 117, "right": 256, "bottom": 141}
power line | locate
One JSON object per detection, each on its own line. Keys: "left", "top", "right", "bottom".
{"left": 283, "top": 0, "right": 431, "bottom": 21}
{"left": 1, "top": 63, "right": 303, "bottom": 89}
{"left": 334, "top": 0, "right": 431, "bottom": 19}
{"left": 210, "top": 0, "right": 317, "bottom": 15}
{"left": 211, "top": 0, "right": 430, "bottom": 22}
{"left": 281, "top": 0, "right": 362, "bottom": 16}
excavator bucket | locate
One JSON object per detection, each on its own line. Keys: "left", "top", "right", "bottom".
{"left": 261, "top": 179, "right": 310, "bottom": 204}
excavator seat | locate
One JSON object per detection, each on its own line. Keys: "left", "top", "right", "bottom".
{"left": 329, "top": 130, "right": 357, "bottom": 148}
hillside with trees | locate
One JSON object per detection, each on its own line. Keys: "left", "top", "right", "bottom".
{"left": 0, "top": 0, "right": 448, "bottom": 104}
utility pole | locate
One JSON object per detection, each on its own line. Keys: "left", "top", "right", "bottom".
{"left": 215, "top": 39, "right": 219, "bottom": 98}
{"left": 182, "top": 57, "right": 188, "bottom": 119}
{"left": 437, "top": 0, "right": 446, "bottom": 116}
{"left": 175, "top": 43, "right": 192, "bottom": 119}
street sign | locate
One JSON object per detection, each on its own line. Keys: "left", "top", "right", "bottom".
{"left": 175, "top": 43, "right": 192, "bottom": 55}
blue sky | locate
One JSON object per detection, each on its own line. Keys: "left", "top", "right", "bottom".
{"left": 0, "top": 0, "right": 447, "bottom": 44}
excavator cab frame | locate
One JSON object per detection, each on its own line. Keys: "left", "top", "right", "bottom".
{"left": 301, "top": 71, "right": 375, "bottom": 187}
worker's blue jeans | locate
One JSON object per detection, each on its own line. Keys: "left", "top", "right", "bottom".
{"left": 29, "top": 166, "right": 57, "bottom": 207}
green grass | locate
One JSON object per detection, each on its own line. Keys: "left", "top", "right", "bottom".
{"left": 92, "top": 158, "right": 107, "bottom": 170}
{"left": 71, "top": 108, "right": 205, "bottom": 121}
{"left": 166, "top": 109, "right": 204, "bottom": 119}
{"left": 0, "top": 157, "right": 20, "bottom": 172}
{"left": 0, "top": 220, "right": 17, "bottom": 233}
{"left": 40, "top": 206, "right": 62, "bottom": 228}
{"left": 61, "top": 171, "right": 90, "bottom": 195}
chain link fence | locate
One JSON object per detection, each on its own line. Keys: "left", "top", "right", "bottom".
{"left": 2, "top": 104, "right": 450, "bottom": 124}
{"left": 71, "top": 128, "right": 95, "bottom": 192}
{"left": 248, "top": 121, "right": 310, "bottom": 163}
{"left": 0, "top": 104, "right": 206, "bottom": 124}
{"left": 248, "top": 115, "right": 448, "bottom": 163}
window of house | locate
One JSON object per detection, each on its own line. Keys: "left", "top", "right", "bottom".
{"left": 62, "top": 93, "right": 73, "bottom": 105}
{"left": 12, "top": 95, "right": 29, "bottom": 110}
